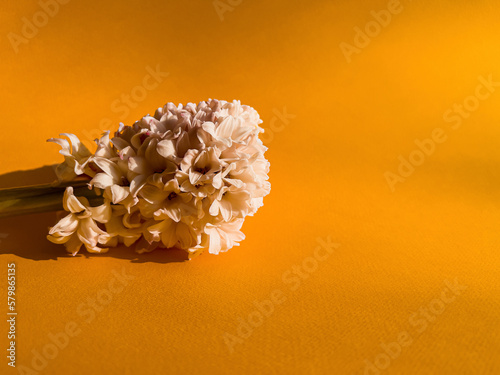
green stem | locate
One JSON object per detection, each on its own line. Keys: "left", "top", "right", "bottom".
{"left": 0, "top": 180, "right": 89, "bottom": 202}
{"left": 0, "top": 181, "right": 103, "bottom": 219}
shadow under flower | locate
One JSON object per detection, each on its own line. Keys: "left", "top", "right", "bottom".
{"left": 0, "top": 165, "right": 189, "bottom": 263}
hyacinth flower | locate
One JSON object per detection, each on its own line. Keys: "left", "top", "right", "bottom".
{"left": 0, "top": 99, "right": 270, "bottom": 258}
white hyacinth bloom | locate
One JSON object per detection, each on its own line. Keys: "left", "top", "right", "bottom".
{"left": 47, "top": 99, "right": 270, "bottom": 258}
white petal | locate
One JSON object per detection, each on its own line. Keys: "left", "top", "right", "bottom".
{"left": 209, "top": 200, "right": 220, "bottom": 217}
{"left": 93, "top": 157, "right": 122, "bottom": 180}
{"left": 47, "top": 138, "right": 71, "bottom": 157}
{"left": 63, "top": 187, "right": 87, "bottom": 213}
{"left": 157, "top": 139, "right": 176, "bottom": 158}
{"left": 109, "top": 185, "right": 130, "bottom": 204}
{"left": 88, "top": 202, "right": 112, "bottom": 223}
{"left": 216, "top": 116, "right": 235, "bottom": 138}
{"left": 111, "top": 137, "right": 129, "bottom": 151}
{"left": 49, "top": 213, "right": 79, "bottom": 235}
{"left": 130, "top": 175, "right": 147, "bottom": 196}
{"left": 64, "top": 234, "right": 84, "bottom": 256}
{"left": 128, "top": 156, "right": 151, "bottom": 175}
{"left": 60, "top": 133, "right": 92, "bottom": 158}
{"left": 206, "top": 227, "right": 221, "bottom": 255}
{"left": 90, "top": 173, "right": 115, "bottom": 190}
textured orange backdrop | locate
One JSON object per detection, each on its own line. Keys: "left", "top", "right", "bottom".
{"left": 1, "top": 0, "right": 500, "bottom": 374}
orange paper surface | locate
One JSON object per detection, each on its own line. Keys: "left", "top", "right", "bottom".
{"left": 1, "top": 1, "right": 499, "bottom": 374}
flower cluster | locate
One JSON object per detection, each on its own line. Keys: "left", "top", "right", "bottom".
{"left": 47, "top": 100, "right": 270, "bottom": 258}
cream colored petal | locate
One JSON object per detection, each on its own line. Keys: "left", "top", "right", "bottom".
{"left": 189, "top": 170, "right": 203, "bottom": 185}
{"left": 225, "top": 190, "right": 251, "bottom": 218}
{"left": 201, "top": 121, "right": 216, "bottom": 138}
{"left": 143, "top": 227, "right": 160, "bottom": 244}
{"left": 205, "top": 226, "right": 222, "bottom": 255}
{"left": 105, "top": 215, "right": 140, "bottom": 247}
{"left": 111, "top": 137, "right": 129, "bottom": 151}
{"left": 63, "top": 187, "right": 87, "bottom": 213}
{"left": 212, "top": 172, "right": 224, "bottom": 189}
{"left": 119, "top": 146, "right": 137, "bottom": 162}
{"left": 49, "top": 213, "right": 79, "bottom": 235}
{"left": 60, "top": 133, "right": 92, "bottom": 161}
{"left": 47, "top": 233, "right": 71, "bottom": 245}
{"left": 130, "top": 130, "right": 149, "bottom": 150}
{"left": 60, "top": 133, "right": 92, "bottom": 159}
{"left": 88, "top": 202, "right": 112, "bottom": 223}
{"left": 123, "top": 210, "right": 142, "bottom": 229}
{"left": 145, "top": 138, "right": 166, "bottom": 171}
{"left": 157, "top": 139, "right": 176, "bottom": 158}
{"left": 218, "top": 199, "right": 233, "bottom": 221}
{"left": 140, "top": 184, "right": 168, "bottom": 204}
{"left": 93, "top": 157, "right": 122, "bottom": 179}
{"left": 130, "top": 175, "right": 148, "bottom": 196}
{"left": 64, "top": 234, "right": 84, "bottom": 256}
{"left": 77, "top": 218, "right": 107, "bottom": 248}
{"left": 175, "top": 131, "right": 191, "bottom": 157}
{"left": 155, "top": 206, "right": 181, "bottom": 222}
{"left": 83, "top": 244, "right": 109, "bottom": 254}
{"left": 90, "top": 173, "right": 115, "bottom": 190}
{"left": 231, "top": 119, "right": 253, "bottom": 141}
{"left": 176, "top": 222, "right": 196, "bottom": 249}
{"left": 209, "top": 199, "right": 220, "bottom": 217}
{"left": 73, "top": 156, "right": 91, "bottom": 175}
{"left": 147, "top": 219, "right": 176, "bottom": 248}
{"left": 164, "top": 159, "right": 178, "bottom": 174}
{"left": 146, "top": 219, "right": 168, "bottom": 237}
{"left": 180, "top": 149, "right": 198, "bottom": 172}
{"left": 226, "top": 178, "right": 245, "bottom": 189}
{"left": 94, "top": 131, "right": 116, "bottom": 159}
{"left": 216, "top": 116, "right": 236, "bottom": 139}
{"left": 108, "top": 185, "right": 130, "bottom": 204}
{"left": 163, "top": 178, "right": 180, "bottom": 192}
{"left": 47, "top": 138, "right": 71, "bottom": 157}
{"left": 122, "top": 234, "right": 141, "bottom": 247}
{"left": 128, "top": 156, "right": 152, "bottom": 175}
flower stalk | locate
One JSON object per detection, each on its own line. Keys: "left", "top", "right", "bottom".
{"left": 0, "top": 180, "right": 103, "bottom": 219}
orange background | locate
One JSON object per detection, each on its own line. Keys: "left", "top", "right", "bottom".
{"left": 1, "top": 0, "right": 500, "bottom": 374}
